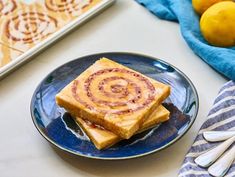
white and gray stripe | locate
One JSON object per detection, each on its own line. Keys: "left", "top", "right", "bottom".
{"left": 178, "top": 81, "right": 235, "bottom": 177}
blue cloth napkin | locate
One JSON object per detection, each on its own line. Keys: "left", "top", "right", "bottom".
{"left": 136, "top": 0, "right": 235, "bottom": 81}
{"left": 179, "top": 81, "right": 235, "bottom": 177}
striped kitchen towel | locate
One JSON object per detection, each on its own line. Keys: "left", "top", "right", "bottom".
{"left": 178, "top": 81, "right": 235, "bottom": 177}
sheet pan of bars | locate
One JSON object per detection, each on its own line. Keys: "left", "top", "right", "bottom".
{"left": 0, "top": 0, "right": 115, "bottom": 78}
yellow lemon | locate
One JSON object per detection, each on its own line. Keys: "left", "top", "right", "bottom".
{"left": 200, "top": 1, "right": 235, "bottom": 47}
{"left": 192, "top": 0, "right": 233, "bottom": 15}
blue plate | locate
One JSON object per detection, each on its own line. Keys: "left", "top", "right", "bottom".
{"left": 30, "top": 52, "right": 199, "bottom": 160}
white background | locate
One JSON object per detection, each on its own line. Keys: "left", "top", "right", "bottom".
{"left": 0, "top": 1, "right": 227, "bottom": 176}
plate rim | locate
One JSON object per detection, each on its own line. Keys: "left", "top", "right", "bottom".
{"left": 30, "top": 52, "right": 199, "bottom": 160}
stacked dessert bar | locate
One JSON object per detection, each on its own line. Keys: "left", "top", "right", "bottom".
{"left": 56, "top": 58, "right": 171, "bottom": 149}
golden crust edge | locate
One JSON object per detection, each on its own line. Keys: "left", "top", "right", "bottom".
{"left": 75, "top": 107, "right": 170, "bottom": 150}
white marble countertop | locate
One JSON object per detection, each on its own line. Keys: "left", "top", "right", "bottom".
{"left": 0, "top": 1, "right": 227, "bottom": 177}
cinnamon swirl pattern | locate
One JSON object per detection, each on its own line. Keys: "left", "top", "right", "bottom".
{"left": 0, "top": 0, "right": 101, "bottom": 69}
{"left": 72, "top": 68, "right": 156, "bottom": 115}
{"left": 0, "top": 0, "right": 17, "bottom": 15}
{"left": 6, "top": 12, "right": 58, "bottom": 44}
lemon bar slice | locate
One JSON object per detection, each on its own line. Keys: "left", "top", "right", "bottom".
{"left": 56, "top": 58, "right": 170, "bottom": 139}
{"left": 75, "top": 105, "right": 170, "bottom": 150}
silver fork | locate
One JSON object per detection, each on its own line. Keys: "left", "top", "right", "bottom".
{"left": 208, "top": 145, "right": 235, "bottom": 177}
{"left": 194, "top": 131, "right": 235, "bottom": 177}
{"left": 194, "top": 136, "right": 235, "bottom": 167}
{"left": 203, "top": 131, "right": 235, "bottom": 142}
